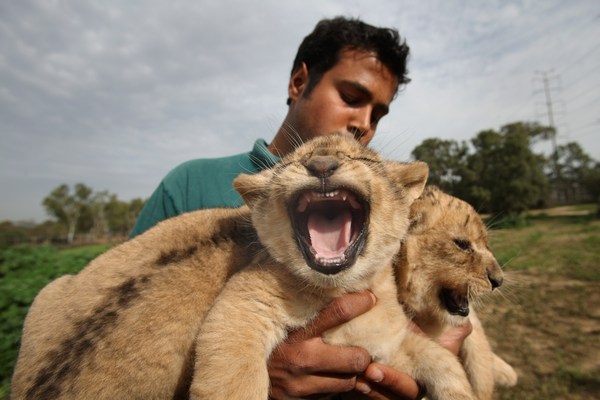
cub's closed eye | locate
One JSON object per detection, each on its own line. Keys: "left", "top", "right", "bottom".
{"left": 453, "top": 238, "right": 472, "bottom": 252}
{"left": 349, "top": 156, "right": 380, "bottom": 164}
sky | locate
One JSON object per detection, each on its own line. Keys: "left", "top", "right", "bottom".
{"left": 1, "top": 0, "right": 599, "bottom": 222}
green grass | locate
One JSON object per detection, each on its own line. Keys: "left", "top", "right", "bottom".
{"left": 483, "top": 215, "right": 600, "bottom": 399}
{"left": 1, "top": 213, "right": 599, "bottom": 399}
{"left": 490, "top": 215, "right": 600, "bottom": 281}
{"left": 0, "top": 244, "right": 111, "bottom": 399}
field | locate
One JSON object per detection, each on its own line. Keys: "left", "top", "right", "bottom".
{"left": 482, "top": 209, "right": 600, "bottom": 399}
{"left": 0, "top": 244, "right": 111, "bottom": 399}
{"left": 0, "top": 207, "right": 599, "bottom": 399}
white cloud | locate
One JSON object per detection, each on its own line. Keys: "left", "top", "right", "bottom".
{"left": 1, "top": 0, "right": 598, "bottom": 221}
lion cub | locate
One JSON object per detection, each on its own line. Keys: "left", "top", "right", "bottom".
{"left": 396, "top": 186, "right": 518, "bottom": 399}
{"left": 191, "top": 136, "right": 476, "bottom": 399}
{"left": 11, "top": 194, "right": 260, "bottom": 396}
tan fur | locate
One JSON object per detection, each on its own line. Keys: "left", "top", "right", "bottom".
{"left": 11, "top": 206, "right": 261, "bottom": 399}
{"left": 12, "top": 136, "right": 479, "bottom": 400}
{"left": 191, "top": 136, "right": 476, "bottom": 400}
{"left": 396, "top": 186, "right": 518, "bottom": 400}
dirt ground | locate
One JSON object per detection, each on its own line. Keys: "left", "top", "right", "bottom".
{"left": 479, "top": 267, "right": 600, "bottom": 399}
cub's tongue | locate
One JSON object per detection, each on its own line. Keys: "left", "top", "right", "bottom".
{"left": 307, "top": 209, "right": 352, "bottom": 258}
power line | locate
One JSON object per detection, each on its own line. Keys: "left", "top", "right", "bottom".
{"left": 563, "top": 62, "right": 600, "bottom": 91}
{"left": 569, "top": 95, "right": 600, "bottom": 114}
{"left": 558, "top": 37, "right": 600, "bottom": 77}
{"left": 566, "top": 81, "right": 600, "bottom": 105}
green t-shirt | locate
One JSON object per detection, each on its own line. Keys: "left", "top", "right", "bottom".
{"left": 129, "top": 139, "right": 280, "bottom": 237}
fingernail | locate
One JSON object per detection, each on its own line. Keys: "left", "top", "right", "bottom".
{"left": 355, "top": 381, "right": 372, "bottom": 394}
{"left": 368, "top": 290, "right": 377, "bottom": 305}
{"left": 366, "top": 366, "right": 384, "bottom": 383}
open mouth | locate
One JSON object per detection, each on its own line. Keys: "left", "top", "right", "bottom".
{"left": 292, "top": 188, "right": 368, "bottom": 275}
{"left": 440, "top": 288, "right": 470, "bottom": 317}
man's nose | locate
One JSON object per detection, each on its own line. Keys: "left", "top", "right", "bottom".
{"left": 348, "top": 108, "right": 372, "bottom": 141}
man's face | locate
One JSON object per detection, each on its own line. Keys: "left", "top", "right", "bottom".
{"left": 286, "top": 48, "right": 398, "bottom": 147}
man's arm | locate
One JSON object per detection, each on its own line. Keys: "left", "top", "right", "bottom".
{"left": 267, "top": 291, "right": 473, "bottom": 400}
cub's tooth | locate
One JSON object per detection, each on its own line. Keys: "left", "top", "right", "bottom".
{"left": 349, "top": 196, "right": 361, "bottom": 209}
{"left": 297, "top": 193, "right": 312, "bottom": 212}
{"left": 297, "top": 197, "right": 308, "bottom": 212}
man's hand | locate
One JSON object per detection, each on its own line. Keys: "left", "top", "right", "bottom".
{"left": 354, "top": 322, "right": 473, "bottom": 399}
{"left": 267, "top": 291, "right": 427, "bottom": 400}
{"left": 355, "top": 363, "right": 425, "bottom": 400}
{"left": 268, "top": 291, "right": 373, "bottom": 398}
{"left": 408, "top": 320, "right": 473, "bottom": 356}
{"left": 267, "top": 291, "right": 473, "bottom": 399}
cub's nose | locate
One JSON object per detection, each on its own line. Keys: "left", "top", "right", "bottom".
{"left": 306, "top": 155, "right": 339, "bottom": 178}
{"left": 488, "top": 273, "right": 503, "bottom": 289}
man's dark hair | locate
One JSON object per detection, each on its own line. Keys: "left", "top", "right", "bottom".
{"left": 287, "top": 16, "right": 410, "bottom": 105}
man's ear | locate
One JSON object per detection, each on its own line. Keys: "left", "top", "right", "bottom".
{"left": 233, "top": 170, "right": 272, "bottom": 207}
{"left": 386, "top": 161, "right": 429, "bottom": 204}
{"left": 288, "top": 63, "right": 309, "bottom": 102}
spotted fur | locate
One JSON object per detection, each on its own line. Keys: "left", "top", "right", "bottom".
{"left": 11, "top": 208, "right": 260, "bottom": 399}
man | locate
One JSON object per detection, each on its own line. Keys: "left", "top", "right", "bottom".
{"left": 131, "top": 17, "right": 471, "bottom": 399}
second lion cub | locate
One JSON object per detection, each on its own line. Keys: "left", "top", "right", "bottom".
{"left": 191, "top": 136, "right": 476, "bottom": 399}
{"left": 397, "top": 186, "right": 518, "bottom": 399}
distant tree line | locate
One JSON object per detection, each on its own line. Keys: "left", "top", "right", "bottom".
{"left": 0, "top": 185, "right": 144, "bottom": 246}
{"left": 2, "top": 120, "right": 598, "bottom": 246}
{"left": 411, "top": 121, "right": 600, "bottom": 217}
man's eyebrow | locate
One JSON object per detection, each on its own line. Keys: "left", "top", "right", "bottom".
{"left": 340, "top": 80, "right": 390, "bottom": 115}
{"left": 340, "top": 80, "right": 372, "bottom": 98}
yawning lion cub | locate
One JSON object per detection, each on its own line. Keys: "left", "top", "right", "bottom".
{"left": 191, "top": 136, "right": 475, "bottom": 399}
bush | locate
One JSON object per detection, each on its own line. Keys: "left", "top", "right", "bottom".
{"left": 0, "top": 244, "right": 110, "bottom": 399}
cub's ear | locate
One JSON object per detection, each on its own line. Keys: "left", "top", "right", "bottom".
{"left": 386, "top": 161, "right": 429, "bottom": 204}
{"left": 232, "top": 170, "right": 272, "bottom": 207}
{"left": 408, "top": 185, "right": 442, "bottom": 233}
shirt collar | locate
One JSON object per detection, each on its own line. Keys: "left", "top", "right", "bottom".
{"left": 250, "top": 139, "right": 281, "bottom": 170}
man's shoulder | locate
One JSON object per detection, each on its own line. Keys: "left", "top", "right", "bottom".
{"left": 171, "top": 152, "right": 249, "bottom": 175}
{"left": 166, "top": 150, "right": 252, "bottom": 182}
{"left": 164, "top": 139, "right": 277, "bottom": 183}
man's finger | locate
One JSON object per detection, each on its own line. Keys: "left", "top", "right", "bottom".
{"left": 290, "top": 291, "right": 376, "bottom": 340}
{"left": 269, "top": 337, "right": 371, "bottom": 375}
{"left": 269, "top": 371, "right": 358, "bottom": 399}
{"left": 358, "top": 363, "right": 423, "bottom": 400}
{"left": 436, "top": 320, "right": 473, "bottom": 356}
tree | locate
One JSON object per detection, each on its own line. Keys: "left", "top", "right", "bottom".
{"left": 463, "top": 122, "right": 550, "bottom": 215}
{"left": 581, "top": 161, "right": 600, "bottom": 217}
{"left": 104, "top": 196, "right": 145, "bottom": 236}
{"left": 550, "top": 142, "right": 595, "bottom": 203}
{"left": 89, "top": 190, "right": 111, "bottom": 239}
{"left": 411, "top": 138, "right": 469, "bottom": 194}
{"left": 42, "top": 183, "right": 93, "bottom": 243}
{"left": 0, "top": 221, "right": 27, "bottom": 247}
